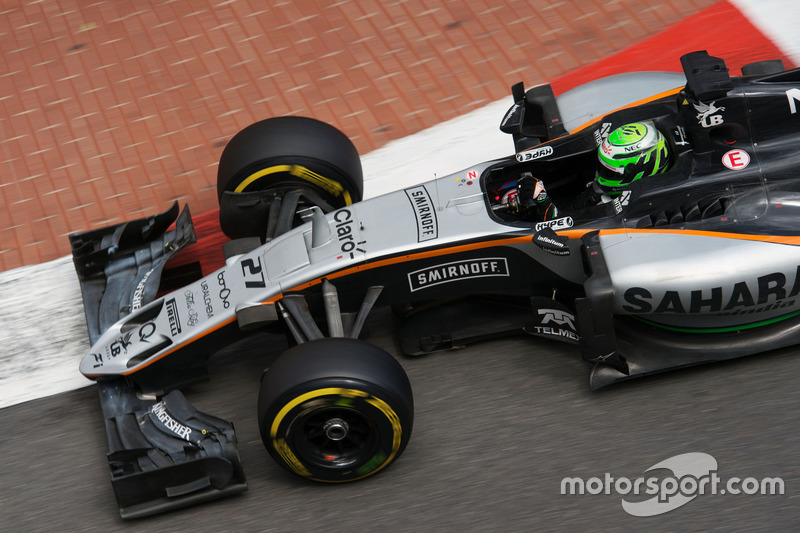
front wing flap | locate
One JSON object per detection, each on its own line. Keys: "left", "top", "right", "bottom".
{"left": 98, "top": 379, "right": 247, "bottom": 519}
{"left": 69, "top": 201, "right": 195, "bottom": 345}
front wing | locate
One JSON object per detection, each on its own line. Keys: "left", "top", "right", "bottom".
{"left": 70, "top": 204, "right": 246, "bottom": 519}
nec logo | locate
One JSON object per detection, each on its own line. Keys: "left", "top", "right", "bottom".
{"left": 538, "top": 308, "right": 575, "bottom": 329}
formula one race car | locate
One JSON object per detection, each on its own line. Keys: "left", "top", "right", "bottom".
{"left": 70, "top": 51, "right": 800, "bottom": 518}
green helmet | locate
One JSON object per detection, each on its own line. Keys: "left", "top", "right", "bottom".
{"left": 596, "top": 121, "right": 670, "bottom": 193}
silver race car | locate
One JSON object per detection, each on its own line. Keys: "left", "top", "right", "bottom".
{"left": 70, "top": 51, "right": 800, "bottom": 518}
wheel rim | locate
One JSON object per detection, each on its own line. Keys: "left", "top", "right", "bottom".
{"left": 291, "top": 406, "right": 378, "bottom": 469}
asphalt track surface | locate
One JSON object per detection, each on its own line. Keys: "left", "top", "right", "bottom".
{"left": 2, "top": 307, "right": 799, "bottom": 532}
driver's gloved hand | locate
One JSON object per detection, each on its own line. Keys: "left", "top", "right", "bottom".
{"left": 517, "top": 173, "right": 558, "bottom": 221}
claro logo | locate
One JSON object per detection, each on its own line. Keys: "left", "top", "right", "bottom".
{"left": 334, "top": 209, "right": 366, "bottom": 259}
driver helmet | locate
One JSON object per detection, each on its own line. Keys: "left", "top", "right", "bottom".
{"left": 596, "top": 121, "right": 670, "bottom": 193}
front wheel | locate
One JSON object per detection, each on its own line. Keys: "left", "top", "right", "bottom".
{"left": 257, "top": 338, "right": 413, "bottom": 482}
{"left": 217, "top": 116, "right": 364, "bottom": 240}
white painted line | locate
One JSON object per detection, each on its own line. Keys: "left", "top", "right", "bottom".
{"left": 730, "top": 0, "right": 800, "bottom": 64}
{"left": 0, "top": 256, "right": 92, "bottom": 408}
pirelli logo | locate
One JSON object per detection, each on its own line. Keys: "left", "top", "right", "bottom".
{"left": 408, "top": 258, "right": 510, "bottom": 292}
{"left": 166, "top": 298, "right": 181, "bottom": 336}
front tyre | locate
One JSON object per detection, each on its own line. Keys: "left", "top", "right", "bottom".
{"left": 258, "top": 338, "right": 413, "bottom": 482}
{"left": 217, "top": 116, "right": 363, "bottom": 240}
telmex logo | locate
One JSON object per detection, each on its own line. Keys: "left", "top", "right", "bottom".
{"left": 533, "top": 308, "right": 579, "bottom": 342}
{"left": 539, "top": 308, "right": 575, "bottom": 329}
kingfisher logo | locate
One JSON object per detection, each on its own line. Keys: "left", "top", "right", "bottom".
{"left": 131, "top": 268, "right": 154, "bottom": 311}
{"left": 150, "top": 401, "right": 193, "bottom": 441}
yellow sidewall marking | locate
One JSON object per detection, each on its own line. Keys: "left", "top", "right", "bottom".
{"left": 234, "top": 164, "right": 292, "bottom": 193}
{"left": 234, "top": 164, "right": 354, "bottom": 205}
{"left": 274, "top": 438, "right": 312, "bottom": 477}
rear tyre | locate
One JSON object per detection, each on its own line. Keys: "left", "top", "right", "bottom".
{"left": 258, "top": 338, "right": 413, "bottom": 482}
{"left": 217, "top": 116, "right": 363, "bottom": 240}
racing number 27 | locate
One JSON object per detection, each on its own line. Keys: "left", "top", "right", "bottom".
{"left": 242, "top": 258, "right": 266, "bottom": 288}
